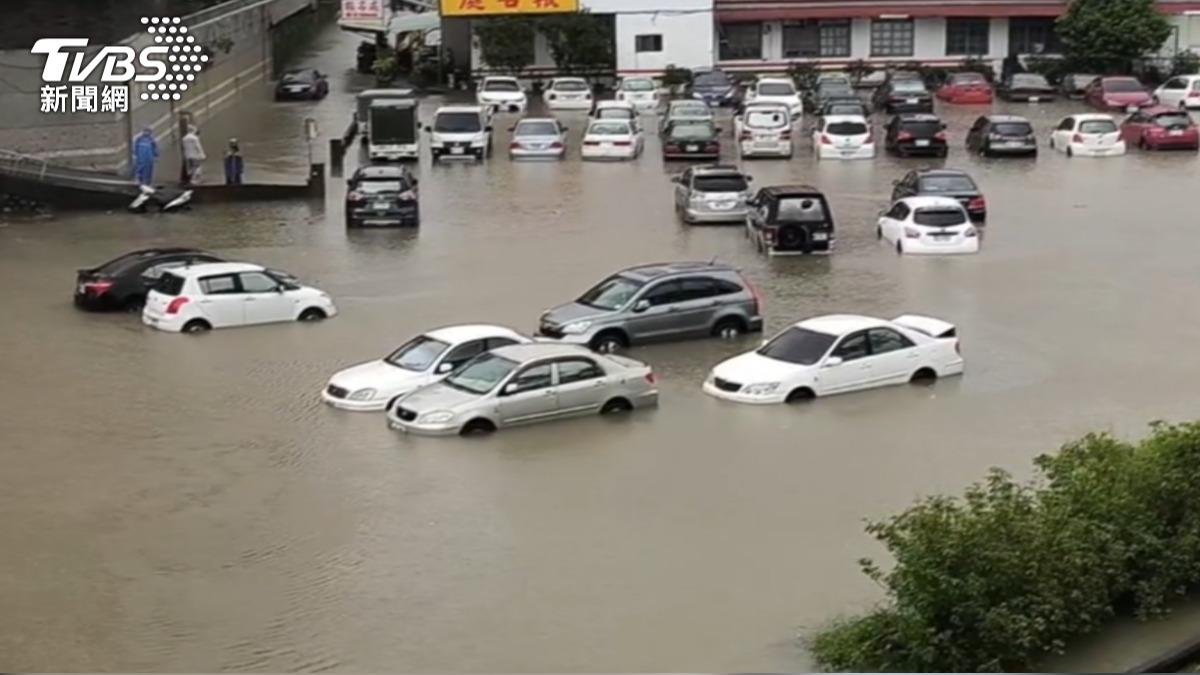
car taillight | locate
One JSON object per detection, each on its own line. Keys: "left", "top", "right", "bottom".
{"left": 968, "top": 197, "right": 986, "bottom": 211}
{"left": 166, "top": 297, "right": 189, "bottom": 315}
{"left": 550, "top": 141, "right": 563, "bottom": 149}
{"left": 864, "top": 130, "right": 873, "bottom": 143}
{"left": 1072, "top": 133, "right": 1084, "bottom": 143}
{"left": 964, "top": 226, "right": 978, "bottom": 238}
{"left": 1189, "top": 91, "right": 1200, "bottom": 99}
{"left": 664, "top": 143, "right": 680, "bottom": 152}
{"left": 904, "top": 227, "right": 921, "bottom": 239}
{"left": 397, "top": 190, "right": 416, "bottom": 201}
{"left": 934, "top": 131, "right": 947, "bottom": 141}
{"left": 820, "top": 134, "right": 832, "bottom": 145}
{"left": 613, "top": 140, "right": 632, "bottom": 146}
{"left": 83, "top": 280, "right": 114, "bottom": 295}
{"left": 740, "top": 273, "right": 764, "bottom": 313}
{"left": 547, "top": 93, "right": 557, "bottom": 101}
{"left": 583, "top": 140, "right": 600, "bottom": 146}
{"left": 645, "top": 372, "right": 657, "bottom": 385}
{"left": 509, "top": 141, "right": 521, "bottom": 150}
{"left": 779, "top": 129, "right": 791, "bottom": 140}
{"left": 739, "top": 131, "right": 752, "bottom": 141}
{"left": 897, "top": 131, "right": 913, "bottom": 141}
{"left": 704, "top": 142, "right": 719, "bottom": 152}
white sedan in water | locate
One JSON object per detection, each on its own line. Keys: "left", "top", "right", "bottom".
{"left": 703, "top": 314, "right": 963, "bottom": 404}
{"left": 543, "top": 77, "right": 594, "bottom": 111}
{"left": 877, "top": 196, "right": 980, "bottom": 255}
{"left": 581, "top": 119, "right": 643, "bottom": 160}
{"left": 322, "top": 324, "right": 531, "bottom": 411}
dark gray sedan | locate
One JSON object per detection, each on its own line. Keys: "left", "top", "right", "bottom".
{"left": 387, "top": 343, "right": 658, "bottom": 436}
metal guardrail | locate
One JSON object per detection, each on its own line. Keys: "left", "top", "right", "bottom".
{"left": 0, "top": 149, "right": 50, "bottom": 182}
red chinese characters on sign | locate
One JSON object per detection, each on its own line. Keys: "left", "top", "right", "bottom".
{"left": 533, "top": 0, "right": 559, "bottom": 7}
{"left": 342, "top": 0, "right": 383, "bottom": 20}
{"left": 441, "top": 0, "right": 578, "bottom": 16}
{"left": 458, "top": 0, "right": 485, "bottom": 9}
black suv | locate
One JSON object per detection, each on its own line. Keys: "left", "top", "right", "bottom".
{"left": 891, "top": 169, "right": 987, "bottom": 223}
{"left": 74, "top": 247, "right": 222, "bottom": 311}
{"left": 885, "top": 113, "right": 948, "bottom": 157}
{"left": 345, "top": 164, "right": 420, "bottom": 227}
{"left": 746, "top": 185, "right": 836, "bottom": 255}
{"left": 966, "top": 115, "right": 1038, "bottom": 157}
{"left": 873, "top": 79, "right": 934, "bottom": 114}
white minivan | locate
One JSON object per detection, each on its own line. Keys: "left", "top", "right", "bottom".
{"left": 142, "top": 263, "right": 337, "bottom": 333}
{"left": 427, "top": 105, "right": 493, "bottom": 161}
{"left": 735, "top": 102, "right": 793, "bottom": 158}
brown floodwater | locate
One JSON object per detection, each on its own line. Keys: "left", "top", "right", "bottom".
{"left": 3, "top": 25, "right": 1200, "bottom": 673}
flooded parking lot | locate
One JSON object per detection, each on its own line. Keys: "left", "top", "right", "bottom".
{"left": 4, "top": 30, "right": 1200, "bottom": 669}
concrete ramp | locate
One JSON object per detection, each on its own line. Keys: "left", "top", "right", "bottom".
{"left": 0, "top": 151, "right": 140, "bottom": 210}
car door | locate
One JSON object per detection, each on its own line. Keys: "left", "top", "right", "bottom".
{"left": 1052, "top": 117, "right": 1074, "bottom": 149}
{"left": 966, "top": 117, "right": 985, "bottom": 150}
{"left": 625, "top": 280, "right": 685, "bottom": 341}
{"left": 495, "top": 362, "right": 558, "bottom": 425}
{"left": 675, "top": 168, "right": 692, "bottom": 208}
{"left": 435, "top": 339, "right": 488, "bottom": 376}
{"left": 1121, "top": 112, "right": 1144, "bottom": 144}
{"left": 672, "top": 277, "right": 724, "bottom": 337}
{"left": 238, "top": 271, "right": 294, "bottom": 325}
{"left": 816, "top": 330, "right": 873, "bottom": 395}
{"left": 552, "top": 357, "right": 608, "bottom": 416}
{"left": 866, "top": 327, "right": 919, "bottom": 386}
{"left": 878, "top": 201, "right": 908, "bottom": 244}
{"left": 196, "top": 274, "right": 244, "bottom": 326}
{"left": 1158, "top": 77, "right": 1186, "bottom": 108}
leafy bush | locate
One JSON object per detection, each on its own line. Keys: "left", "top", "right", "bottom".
{"left": 661, "top": 65, "right": 693, "bottom": 89}
{"left": 846, "top": 59, "right": 875, "bottom": 86}
{"left": 474, "top": 17, "right": 537, "bottom": 74}
{"left": 1172, "top": 51, "right": 1200, "bottom": 77}
{"left": 810, "top": 422, "right": 1200, "bottom": 672}
{"left": 787, "top": 60, "right": 819, "bottom": 91}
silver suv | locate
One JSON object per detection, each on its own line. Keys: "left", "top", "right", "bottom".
{"left": 537, "top": 261, "right": 764, "bottom": 353}
{"left": 672, "top": 165, "right": 754, "bottom": 224}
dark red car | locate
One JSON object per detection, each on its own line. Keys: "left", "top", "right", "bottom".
{"left": 1085, "top": 76, "right": 1153, "bottom": 111}
{"left": 1120, "top": 106, "right": 1200, "bottom": 151}
{"left": 936, "top": 72, "right": 994, "bottom": 104}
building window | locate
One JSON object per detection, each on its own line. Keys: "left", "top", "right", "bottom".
{"left": 946, "top": 18, "right": 989, "bottom": 55}
{"left": 783, "top": 19, "right": 851, "bottom": 58}
{"left": 871, "top": 18, "right": 914, "bottom": 57}
{"left": 1009, "top": 17, "right": 1062, "bottom": 54}
{"left": 635, "top": 34, "right": 663, "bottom": 53}
{"left": 719, "top": 22, "right": 763, "bottom": 60}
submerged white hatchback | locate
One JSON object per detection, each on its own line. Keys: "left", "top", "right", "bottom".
{"left": 142, "top": 262, "right": 337, "bottom": 333}
{"left": 877, "top": 196, "right": 980, "bottom": 255}
{"left": 703, "top": 314, "right": 963, "bottom": 404}
{"left": 323, "top": 324, "right": 531, "bottom": 411}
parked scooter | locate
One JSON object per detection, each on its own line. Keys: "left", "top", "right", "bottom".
{"left": 127, "top": 184, "right": 193, "bottom": 213}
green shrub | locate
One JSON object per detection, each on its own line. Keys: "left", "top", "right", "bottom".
{"left": 661, "top": 65, "right": 693, "bottom": 89}
{"left": 787, "top": 60, "right": 819, "bottom": 91}
{"left": 809, "top": 422, "right": 1200, "bottom": 672}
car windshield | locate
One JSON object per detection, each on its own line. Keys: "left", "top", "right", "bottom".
{"left": 827, "top": 121, "right": 868, "bottom": 135}
{"left": 693, "top": 72, "right": 731, "bottom": 87}
{"left": 1079, "top": 119, "right": 1118, "bottom": 134}
{"left": 1012, "top": 74, "right": 1049, "bottom": 88}
{"left": 1104, "top": 79, "right": 1144, "bottom": 93}
{"left": 746, "top": 108, "right": 787, "bottom": 127}
{"left": 694, "top": 175, "right": 748, "bottom": 192}
{"left": 914, "top": 208, "right": 968, "bottom": 227}
{"left": 1070, "top": 74, "right": 1097, "bottom": 86}
{"left": 668, "top": 123, "right": 715, "bottom": 140}
{"left": 443, "top": 353, "right": 518, "bottom": 395}
{"left": 578, "top": 275, "right": 644, "bottom": 310}
{"left": 385, "top": 335, "right": 450, "bottom": 371}
{"left": 1154, "top": 113, "right": 1192, "bottom": 127}
{"left": 893, "top": 81, "right": 927, "bottom": 93}
{"left": 622, "top": 79, "right": 655, "bottom": 91}
{"left": 484, "top": 80, "right": 520, "bottom": 92}
{"left": 358, "top": 180, "right": 405, "bottom": 194}
{"left": 901, "top": 120, "right": 942, "bottom": 136}
{"left": 597, "top": 107, "right": 634, "bottom": 120}
{"left": 758, "top": 327, "right": 837, "bottom": 365}
{"left": 758, "top": 82, "right": 795, "bottom": 96}
{"left": 554, "top": 80, "right": 588, "bottom": 91}
{"left": 588, "top": 122, "right": 631, "bottom": 136}
{"left": 826, "top": 103, "right": 865, "bottom": 116}
{"left": 153, "top": 272, "right": 185, "bottom": 296}
{"left": 820, "top": 83, "right": 853, "bottom": 96}
{"left": 516, "top": 121, "right": 560, "bottom": 136}
{"left": 434, "top": 112, "right": 482, "bottom": 133}
{"left": 994, "top": 122, "right": 1033, "bottom": 135}
{"left": 671, "top": 104, "right": 709, "bottom": 118}
{"left": 282, "top": 71, "right": 313, "bottom": 83}
{"left": 919, "top": 175, "right": 978, "bottom": 192}
{"left": 776, "top": 196, "right": 829, "bottom": 223}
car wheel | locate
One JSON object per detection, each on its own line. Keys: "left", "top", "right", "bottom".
{"left": 298, "top": 307, "right": 327, "bottom": 322}
{"left": 590, "top": 331, "right": 627, "bottom": 354}
{"left": 182, "top": 319, "right": 211, "bottom": 334}
{"left": 712, "top": 317, "right": 745, "bottom": 339}
{"left": 978, "top": 144, "right": 988, "bottom": 157}
{"left": 1049, "top": 137, "right": 1055, "bottom": 149}
{"left": 600, "top": 397, "right": 634, "bottom": 415}
{"left": 123, "top": 295, "right": 145, "bottom": 312}
{"left": 460, "top": 418, "right": 496, "bottom": 436}
{"left": 896, "top": 240, "right": 904, "bottom": 255}
{"left": 875, "top": 226, "right": 883, "bottom": 240}
{"left": 1067, "top": 145, "right": 1074, "bottom": 157}
{"left": 938, "top": 148, "right": 949, "bottom": 159}
{"left": 785, "top": 387, "right": 815, "bottom": 404}
{"left": 910, "top": 367, "right": 938, "bottom": 385}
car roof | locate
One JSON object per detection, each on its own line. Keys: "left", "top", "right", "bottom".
{"left": 897, "top": 113, "right": 941, "bottom": 122}
{"left": 436, "top": 105, "right": 487, "bottom": 113}
{"left": 756, "top": 76, "right": 794, "bottom": 84}
{"left": 901, "top": 196, "right": 966, "bottom": 209}
{"left": 588, "top": 118, "right": 632, "bottom": 128}
{"left": 426, "top": 324, "right": 524, "bottom": 343}
{"left": 915, "top": 168, "right": 973, "bottom": 179}
{"left": 983, "top": 114, "right": 1031, "bottom": 122}
{"left": 170, "top": 262, "right": 263, "bottom": 278}
{"left": 693, "top": 164, "right": 745, "bottom": 176}
{"left": 1067, "top": 113, "right": 1116, "bottom": 121}
{"left": 759, "top": 184, "right": 824, "bottom": 197}
{"left": 1101, "top": 76, "right": 1140, "bottom": 82}
{"left": 620, "top": 76, "right": 655, "bottom": 83}
{"left": 620, "top": 261, "right": 737, "bottom": 280}
{"left": 483, "top": 75, "right": 518, "bottom": 82}
{"left": 491, "top": 342, "right": 594, "bottom": 362}
{"left": 1137, "top": 106, "right": 1186, "bottom": 116}
{"left": 354, "top": 164, "right": 411, "bottom": 179}
{"left": 821, "top": 114, "right": 867, "bottom": 124}
{"left": 550, "top": 77, "right": 587, "bottom": 84}
{"left": 596, "top": 100, "right": 634, "bottom": 108}
{"left": 797, "top": 314, "right": 888, "bottom": 335}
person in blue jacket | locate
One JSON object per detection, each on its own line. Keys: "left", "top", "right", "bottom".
{"left": 223, "top": 138, "right": 244, "bottom": 185}
{"left": 132, "top": 127, "right": 158, "bottom": 186}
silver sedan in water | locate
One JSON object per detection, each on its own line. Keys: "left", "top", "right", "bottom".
{"left": 387, "top": 343, "right": 659, "bottom": 436}
{"left": 508, "top": 117, "right": 567, "bottom": 159}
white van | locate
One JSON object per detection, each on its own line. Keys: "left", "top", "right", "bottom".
{"left": 426, "top": 105, "right": 493, "bottom": 161}
{"left": 735, "top": 102, "right": 794, "bottom": 158}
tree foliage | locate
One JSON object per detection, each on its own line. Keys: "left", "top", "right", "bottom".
{"left": 810, "top": 422, "right": 1200, "bottom": 672}
{"left": 474, "top": 16, "right": 538, "bottom": 75}
{"left": 1058, "top": 0, "right": 1173, "bottom": 72}
{"left": 538, "top": 11, "right": 615, "bottom": 74}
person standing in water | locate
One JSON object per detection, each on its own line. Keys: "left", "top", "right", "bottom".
{"left": 223, "top": 138, "right": 245, "bottom": 185}
{"left": 132, "top": 127, "right": 158, "bottom": 186}
{"left": 181, "top": 126, "right": 206, "bottom": 185}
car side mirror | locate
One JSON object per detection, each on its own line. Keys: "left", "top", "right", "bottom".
{"left": 633, "top": 299, "right": 651, "bottom": 313}
{"left": 502, "top": 382, "right": 519, "bottom": 395}
{"left": 423, "top": 125, "right": 432, "bottom": 132}
{"left": 437, "top": 362, "right": 455, "bottom": 374}
{"left": 509, "top": 126, "right": 516, "bottom": 132}
{"left": 561, "top": 126, "right": 569, "bottom": 132}
{"left": 715, "top": 126, "right": 722, "bottom": 133}
{"left": 411, "top": 178, "right": 419, "bottom": 186}
{"left": 485, "top": 125, "right": 494, "bottom": 132}
{"left": 745, "top": 175, "right": 753, "bottom": 182}
{"left": 823, "top": 356, "right": 844, "bottom": 368}
{"left": 941, "top": 123, "right": 948, "bottom": 130}
{"left": 275, "top": 286, "right": 286, "bottom": 293}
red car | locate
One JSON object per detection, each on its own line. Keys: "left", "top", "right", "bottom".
{"left": 936, "top": 72, "right": 994, "bottom": 104}
{"left": 1085, "top": 76, "right": 1153, "bottom": 111}
{"left": 1120, "top": 106, "right": 1200, "bottom": 150}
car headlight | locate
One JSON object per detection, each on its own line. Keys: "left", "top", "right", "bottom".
{"left": 743, "top": 382, "right": 780, "bottom": 396}
{"left": 418, "top": 410, "right": 455, "bottom": 424}
{"left": 348, "top": 388, "right": 377, "bottom": 401}
{"left": 562, "top": 320, "right": 592, "bottom": 335}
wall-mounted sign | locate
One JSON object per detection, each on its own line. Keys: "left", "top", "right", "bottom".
{"left": 440, "top": 0, "right": 579, "bottom": 17}
{"left": 341, "top": 0, "right": 391, "bottom": 32}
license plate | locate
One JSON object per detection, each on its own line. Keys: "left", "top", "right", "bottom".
{"left": 1029, "top": 96, "right": 1040, "bottom": 102}
{"left": 686, "top": 144, "right": 699, "bottom": 152}
{"left": 1170, "top": 130, "right": 1184, "bottom": 136}
{"left": 915, "top": 139, "right": 930, "bottom": 147}
{"left": 531, "top": 143, "right": 547, "bottom": 149}
{"left": 713, "top": 201, "right": 735, "bottom": 210}
{"left": 1005, "top": 141, "right": 1026, "bottom": 148}
{"left": 906, "top": 97, "right": 919, "bottom": 104}
{"left": 450, "top": 146, "right": 464, "bottom": 155}
{"left": 373, "top": 201, "right": 389, "bottom": 210}
{"left": 812, "top": 232, "right": 829, "bottom": 242}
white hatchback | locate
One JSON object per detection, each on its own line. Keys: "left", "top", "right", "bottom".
{"left": 322, "top": 324, "right": 531, "bottom": 411}
{"left": 1049, "top": 114, "right": 1126, "bottom": 157}
{"left": 813, "top": 114, "right": 875, "bottom": 159}
{"left": 581, "top": 119, "right": 643, "bottom": 160}
{"left": 1153, "top": 74, "right": 1200, "bottom": 110}
{"left": 614, "top": 77, "right": 660, "bottom": 112}
{"left": 544, "top": 77, "right": 594, "bottom": 111}
{"left": 142, "top": 262, "right": 337, "bottom": 333}
{"left": 877, "top": 196, "right": 980, "bottom": 255}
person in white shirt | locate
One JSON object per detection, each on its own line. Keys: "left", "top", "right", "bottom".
{"left": 181, "top": 126, "right": 207, "bottom": 185}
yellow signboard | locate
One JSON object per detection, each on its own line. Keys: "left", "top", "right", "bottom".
{"left": 440, "top": 0, "right": 579, "bottom": 17}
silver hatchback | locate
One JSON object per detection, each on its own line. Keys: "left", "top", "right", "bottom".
{"left": 387, "top": 343, "right": 658, "bottom": 436}
{"left": 672, "top": 165, "right": 754, "bottom": 223}
{"left": 538, "top": 261, "right": 764, "bottom": 353}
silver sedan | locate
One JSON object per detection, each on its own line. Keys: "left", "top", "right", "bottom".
{"left": 387, "top": 343, "right": 659, "bottom": 436}
{"left": 508, "top": 117, "right": 567, "bottom": 159}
